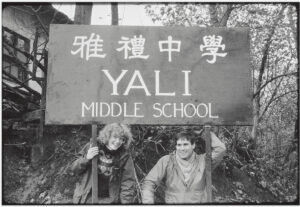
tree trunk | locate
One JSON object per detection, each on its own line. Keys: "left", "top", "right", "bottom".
{"left": 74, "top": 3, "right": 93, "bottom": 24}
{"left": 219, "top": 4, "right": 233, "bottom": 26}
{"left": 288, "top": 5, "right": 299, "bottom": 142}
{"left": 111, "top": 3, "right": 118, "bottom": 25}
{"left": 251, "top": 91, "right": 260, "bottom": 146}
{"left": 73, "top": 3, "right": 95, "bottom": 202}
{"left": 251, "top": 5, "right": 287, "bottom": 145}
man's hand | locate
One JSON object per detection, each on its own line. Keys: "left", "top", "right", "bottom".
{"left": 86, "top": 146, "right": 99, "bottom": 160}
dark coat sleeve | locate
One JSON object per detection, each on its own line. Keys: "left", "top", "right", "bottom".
{"left": 70, "top": 143, "right": 91, "bottom": 175}
{"left": 119, "top": 154, "right": 136, "bottom": 204}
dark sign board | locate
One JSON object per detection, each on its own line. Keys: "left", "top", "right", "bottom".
{"left": 46, "top": 24, "right": 252, "bottom": 125}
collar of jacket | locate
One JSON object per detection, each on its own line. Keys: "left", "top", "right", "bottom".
{"left": 169, "top": 151, "right": 203, "bottom": 188}
{"left": 97, "top": 143, "right": 130, "bottom": 167}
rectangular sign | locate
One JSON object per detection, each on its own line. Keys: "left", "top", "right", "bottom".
{"left": 46, "top": 24, "right": 252, "bottom": 125}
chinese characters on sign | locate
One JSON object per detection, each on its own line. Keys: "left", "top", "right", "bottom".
{"left": 200, "top": 35, "right": 227, "bottom": 64}
{"left": 71, "top": 33, "right": 106, "bottom": 61}
{"left": 158, "top": 36, "right": 181, "bottom": 62}
{"left": 47, "top": 25, "right": 252, "bottom": 125}
{"left": 71, "top": 34, "right": 227, "bottom": 64}
{"left": 116, "top": 35, "right": 149, "bottom": 59}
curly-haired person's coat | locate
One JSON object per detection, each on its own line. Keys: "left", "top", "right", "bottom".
{"left": 71, "top": 142, "right": 136, "bottom": 204}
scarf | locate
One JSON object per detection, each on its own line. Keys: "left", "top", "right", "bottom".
{"left": 175, "top": 152, "right": 197, "bottom": 184}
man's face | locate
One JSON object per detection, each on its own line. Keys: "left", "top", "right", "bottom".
{"left": 176, "top": 138, "right": 195, "bottom": 160}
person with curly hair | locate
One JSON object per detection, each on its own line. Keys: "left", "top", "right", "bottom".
{"left": 71, "top": 123, "right": 136, "bottom": 204}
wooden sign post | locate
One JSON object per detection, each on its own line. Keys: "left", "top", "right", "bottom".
{"left": 204, "top": 125, "right": 212, "bottom": 202}
{"left": 91, "top": 124, "right": 98, "bottom": 203}
{"left": 73, "top": 3, "right": 98, "bottom": 203}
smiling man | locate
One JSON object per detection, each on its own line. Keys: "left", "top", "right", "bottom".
{"left": 142, "top": 130, "right": 226, "bottom": 204}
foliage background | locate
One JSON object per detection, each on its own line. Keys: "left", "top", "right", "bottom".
{"left": 2, "top": 2, "right": 299, "bottom": 204}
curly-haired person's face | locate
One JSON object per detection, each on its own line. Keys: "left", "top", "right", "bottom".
{"left": 107, "top": 131, "right": 125, "bottom": 151}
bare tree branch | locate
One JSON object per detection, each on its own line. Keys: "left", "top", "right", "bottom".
{"left": 259, "top": 85, "right": 280, "bottom": 122}
{"left": 25, "top": 6, "right": 49, "bottom": 39}
{"left": 262, "top": 89, "right": 298, "bottom": 123}
{"left": 32, "top": 29, "right": 39, "bottom": 79}
{"left": 256, "top": 5, "right": 287, "bottom": 92}
{"left": 50, "top": 7, "right": 59, "bottom": 25}
{"left": 259, "top": 81, "right": 296, "bottom": 122}
{"left": 31, "top": 5, "right": 42, "bottom": 13}
{"left": 8, "top": 6, "right": 35, "bottom": 16}
{"left": 251, "top": 5, "right": 288, "bottom": 141}
{"left": 253, "top": 72, "right": 297, "bottom": 98}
